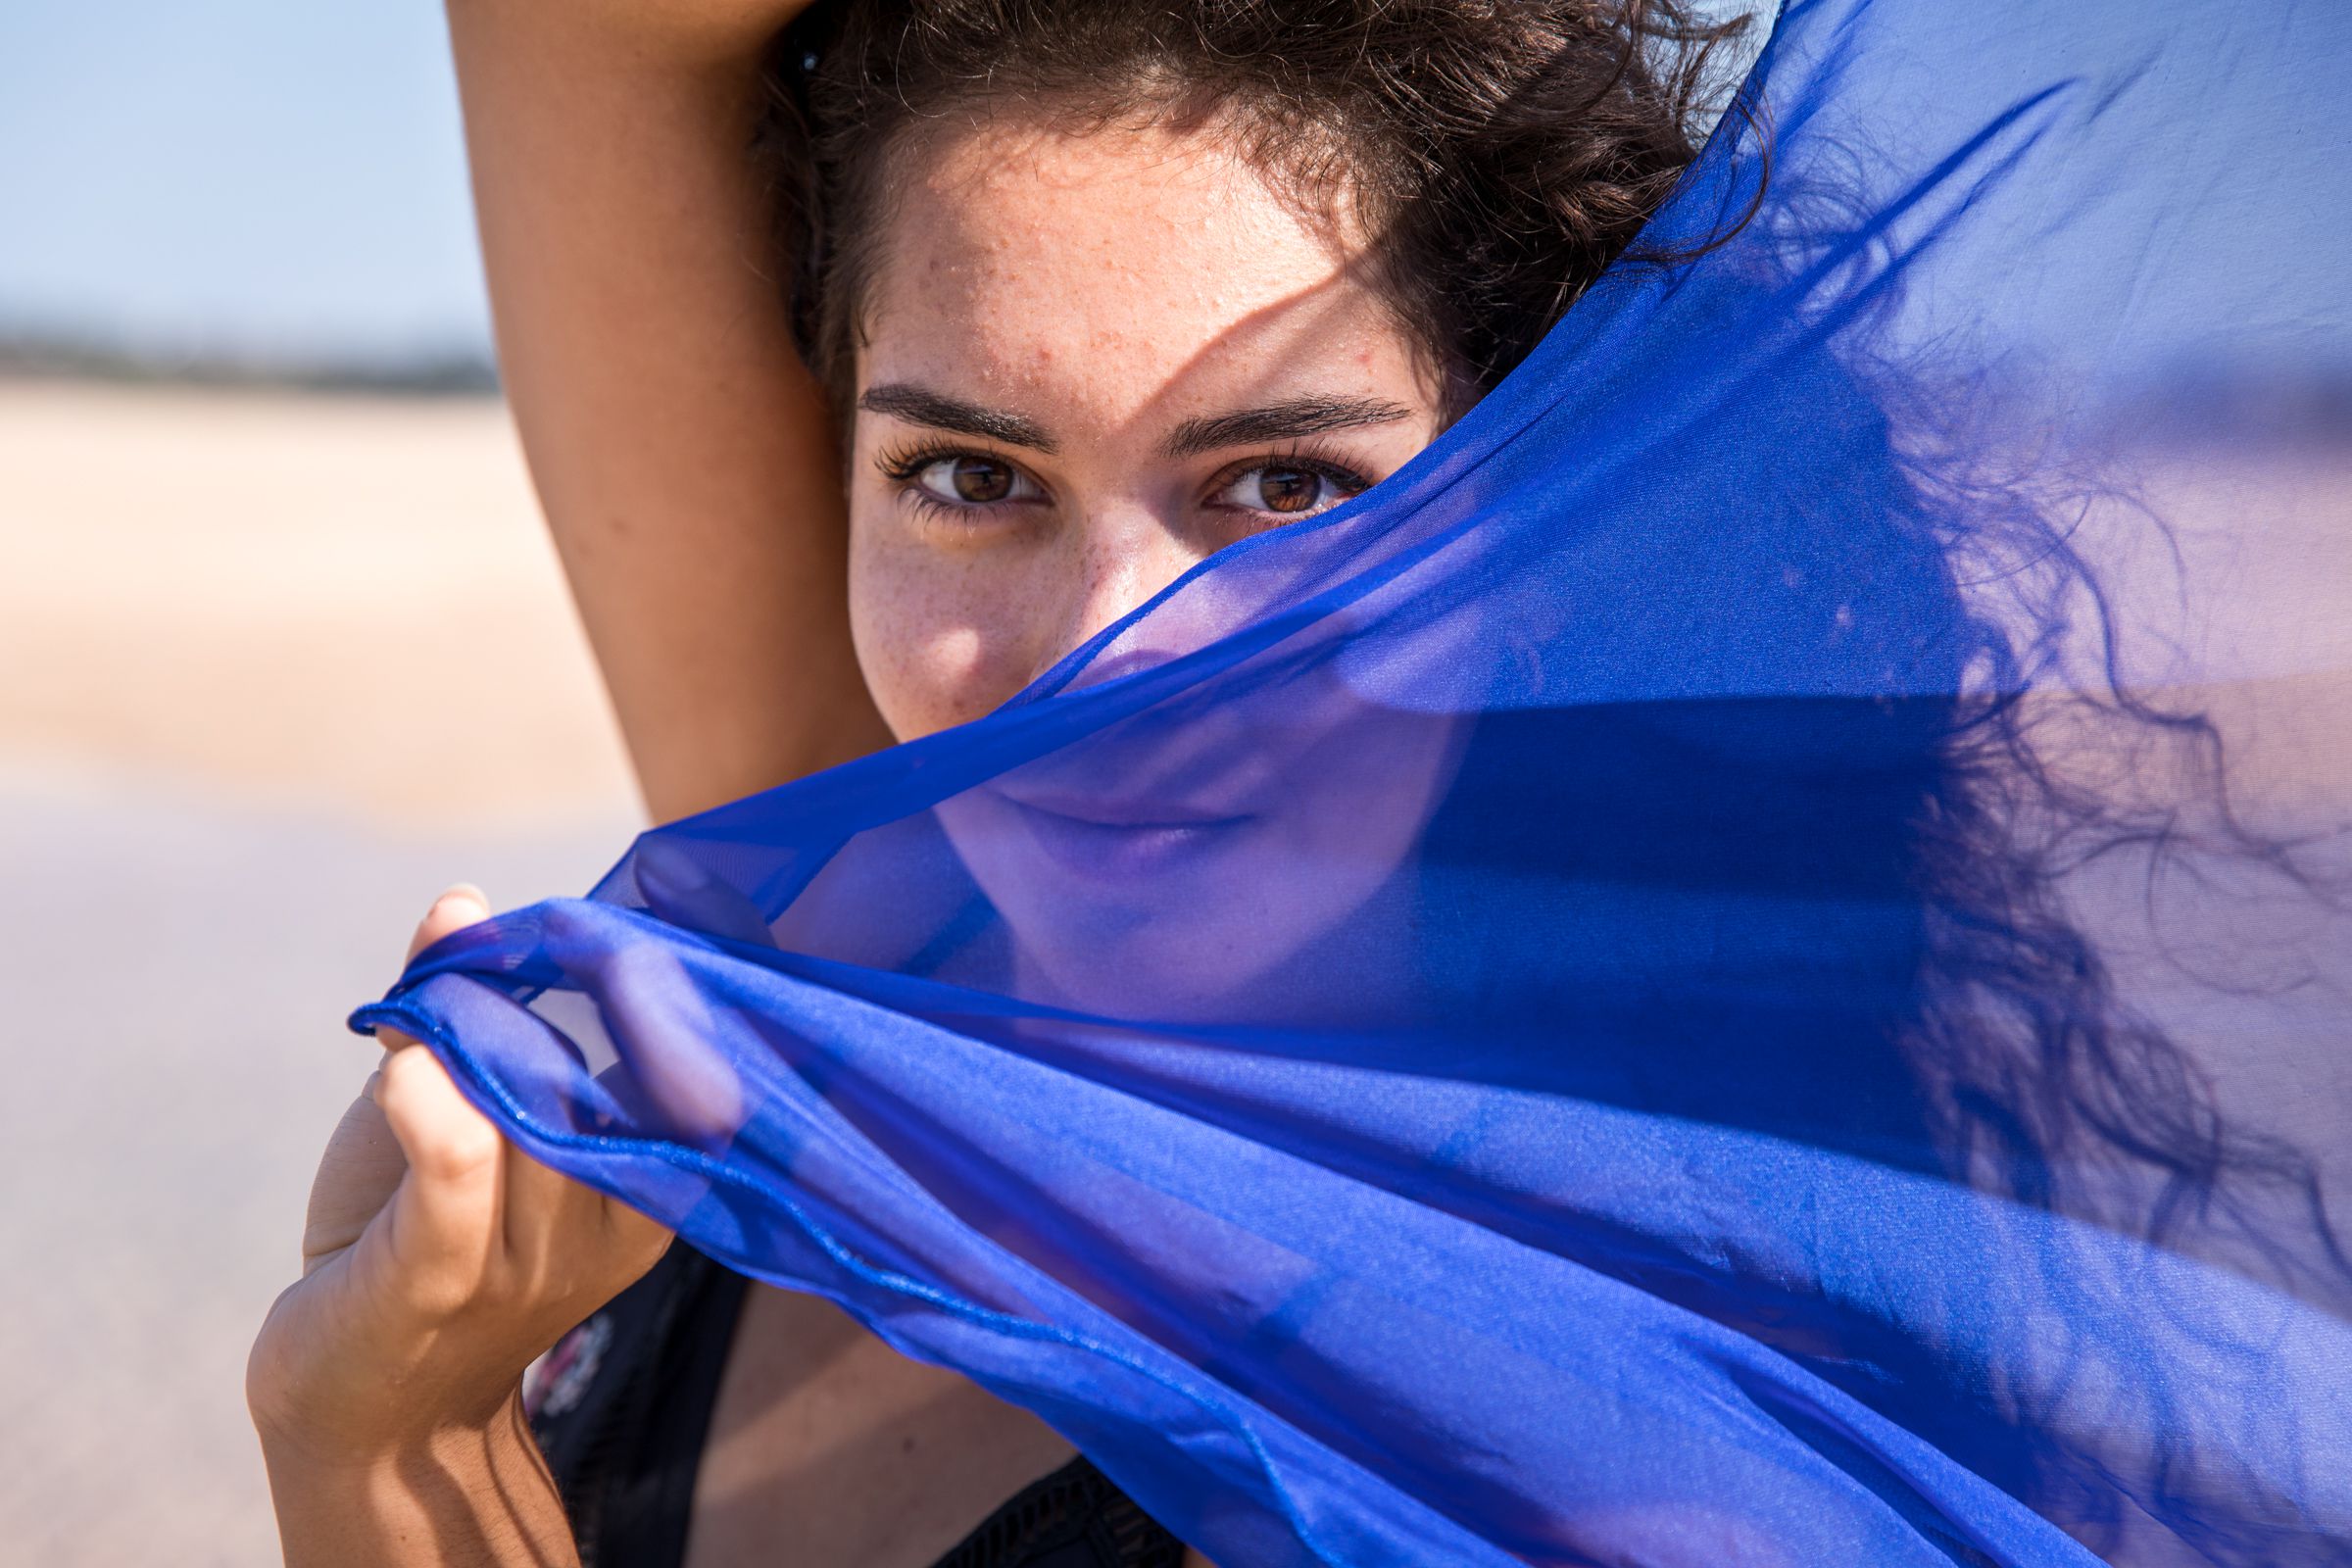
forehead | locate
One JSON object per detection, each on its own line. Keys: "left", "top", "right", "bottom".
{"left": 859, "top": 112, "right": 1425, "bottom": 426}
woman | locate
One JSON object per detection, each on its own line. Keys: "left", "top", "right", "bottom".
{"left": 254, "top": 0, "right": 2352, "bottom": 1554}
{"left": 248, "top": 2, "right": 1755, "bottom": 1563}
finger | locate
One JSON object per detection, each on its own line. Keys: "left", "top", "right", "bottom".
{"left": 633, "top": 837, "right": 776, "bottom": 948}
{"left": 539, "top": 905, "right": 745, "bottom": 1146}
{"left": 374, "top": 1041, "right": 507, "bottom": 1298}
{"left": 374, "top": 885, "right": 493, "bottom": 1055}
{"left": 300, "top": 1075, "right": 410, "bottom": 1276}
{"left": 497, "top": 1134, "right": 666, "bottom": 1298}
{"left": 601, "top": 939, "right": 746, "bottom": 1144}
{"left": 598, "top": 1189, "right": 675, "bottom": 1262}
{"left": 499, "top": 1130, "right": 589, "bottom": 1281}
{"left": 436, "top": 1062, "right": 669, "bottom": 1318}
{"left": 409, "top": 882, "right": 490, "bottom": 963}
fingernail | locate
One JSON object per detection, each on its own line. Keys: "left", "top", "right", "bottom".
{"left": 435, "top": 881, "right": 487, "bottom": 910}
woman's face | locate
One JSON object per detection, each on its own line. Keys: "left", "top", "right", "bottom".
{"left": 846, "top": 113, "right": 1446, "bottom": 739}
{"left": 845, "top": 113, "right": 1461, "bottom": 1019}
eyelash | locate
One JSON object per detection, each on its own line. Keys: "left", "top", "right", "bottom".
{"left": 874, "top": 439, "right": 1377, "bottom": 521}
{"left": 875, "top": 440, "right": 984, "bottom": 486}
{"left": 875, "top": 441, "right": 1025, "bottom": 526}
{"left": 1202, "top": 444, "right": 1375, "bottom": 514}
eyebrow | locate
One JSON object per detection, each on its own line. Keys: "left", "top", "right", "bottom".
{"left": 858, "top": 383, "right": 1058, "bottom": 453}
{"left": 1159, "top": 396, "right": 1416, "bottom": 459}
{"left": 855, "top": 385, "right": 1416, "bottom": 461}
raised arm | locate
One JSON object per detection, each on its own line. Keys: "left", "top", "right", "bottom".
{"left": 450, "top": 0, "right": 890, "bottom": 824}
{"left": 250, "top": 14, "right": 889, "bottom": 1564}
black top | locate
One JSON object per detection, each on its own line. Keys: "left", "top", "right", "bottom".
{"left": 524, "top": 1243, "right": 1189, "bottom": 1568}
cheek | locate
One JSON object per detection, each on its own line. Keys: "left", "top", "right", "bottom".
{"left": 847, "top": 510, "right": 1045, "bottom": 742}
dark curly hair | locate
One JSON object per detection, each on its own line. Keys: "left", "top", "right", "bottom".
{"left": 756, "top": 0, "right": 1755, "bottom": 419}
{"left": 753, "top": 0, "right": 2337, "bottom": 1310}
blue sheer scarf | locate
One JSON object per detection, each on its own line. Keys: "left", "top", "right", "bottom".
{"left": 355, "top": 1, "right": 2352, "bottom": 1561}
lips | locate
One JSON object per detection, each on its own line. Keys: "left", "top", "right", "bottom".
{"left": 994, "top": 788, "right": 1253, "bottom": 884}
{"left": 995, "top": 783, "right": 1241, "bottom": 829}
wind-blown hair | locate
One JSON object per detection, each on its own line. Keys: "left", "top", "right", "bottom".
{"left": 361, "top": 5, "right": 2352, "bottom": 1554}
{"left": 751, "top": 0, "right": 2330, "bottom": 1296}
{"left": 757, "top": 0, "right": 1755, "bottom": 417}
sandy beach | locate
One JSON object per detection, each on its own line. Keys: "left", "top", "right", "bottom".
{"left": 0, "top": 379, "right": 638, "bottom": 829}
{"left": 0, "top": 378, "right": 641, "bottom": 1563}
{"left": 5, "top": 378, "right": 2345, "bottom": 1564}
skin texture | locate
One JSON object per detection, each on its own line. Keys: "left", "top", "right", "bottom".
{"left": 851, "top": 114, "right": 1460, "bottom": 1023}
{"left": 447, "top": 0, "right": 891, "bottom": 827}
{"left": 846, "top": 114, "right": 1443, "bottom": 740}
{"left": 248, "top": 5, "right": 1439, "bottom": 1565}
{"left": 249, "top": 886, "right": 670, "bottom": 1566}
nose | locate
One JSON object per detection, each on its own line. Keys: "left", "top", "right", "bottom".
{"left": 1035, "top": 506, "right": 1207, "bottom": 683}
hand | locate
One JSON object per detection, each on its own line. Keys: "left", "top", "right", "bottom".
{"left": 247, "top": 885, "right": 673, "bottom": 1467}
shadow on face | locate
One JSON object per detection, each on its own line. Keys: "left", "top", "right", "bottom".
{"left": 845, "top": 109, "right": 1464, "bottom": 1018}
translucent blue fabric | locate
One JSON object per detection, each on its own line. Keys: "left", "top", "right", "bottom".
{"left": 354, "top": 0, "right": 2352, "bottom": 1561}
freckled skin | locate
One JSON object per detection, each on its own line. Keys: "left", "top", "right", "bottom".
{"left": 848, "top": 112, "right": 1468, "bottom": 1023}
{"left": 848, "top": 113, "right": 1448, "bottom": 743}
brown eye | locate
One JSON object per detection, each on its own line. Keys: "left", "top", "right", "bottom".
{"left": 1256, "top": 466, "right": 1324, "bottom": 514}
{"left": 1211, "top": 460, "right": 1367, "bottom": 520}
{"left": 952, "top": 457, "right": 1013, "bottom": 503}
{"left": 905, "top": 454, "right": 1040, "bottom": 510}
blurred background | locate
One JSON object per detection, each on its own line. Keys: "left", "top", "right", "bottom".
{"left": 0, "top": 3, "right": 641, "bottom": 1560}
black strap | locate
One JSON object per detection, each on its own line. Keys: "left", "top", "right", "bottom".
{"left": 528, "top": 1242, "right": 1189, "bottom": 1567}
{"left": 929, "top": 1451, "right": 1191, "bottom": 1568}
{"left": 532, "top": 1243, "right": 751, "bottom": 1568}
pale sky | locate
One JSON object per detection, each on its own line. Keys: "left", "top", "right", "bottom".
{"left": 0, "top": 2, "right": 1773, "bottom": 369}
{"left": 3, "top": 0, "right": 2332, "bottom": 382}
{"left": 0, "top": 0, "right": 489, "bottom": 362}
